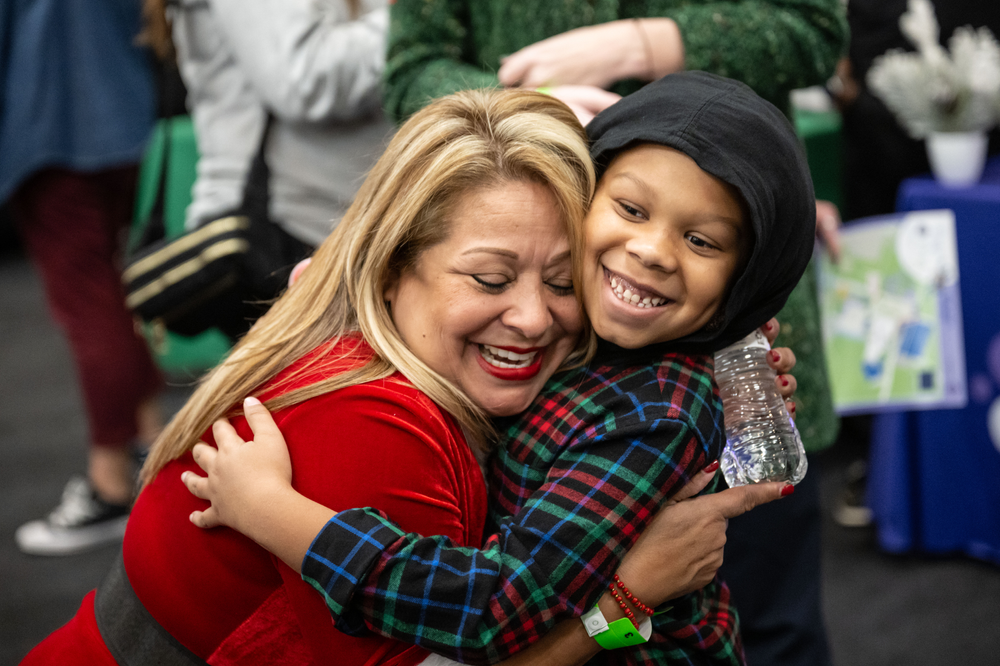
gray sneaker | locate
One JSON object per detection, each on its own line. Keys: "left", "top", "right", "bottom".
{"left": 15, "top": 476, "right": 130, "bottom": 556}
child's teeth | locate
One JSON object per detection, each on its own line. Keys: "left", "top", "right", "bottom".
{"left": 609, "top": 272, "right": 667, "bottom": 308}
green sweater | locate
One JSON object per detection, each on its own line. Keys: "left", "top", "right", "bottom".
{"left": 385, "top": 0, "right": 848, "bottom": 122}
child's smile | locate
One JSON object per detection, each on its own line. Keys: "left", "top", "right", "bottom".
{"left": 582, "top": 144, "right": 748, "bottom": 349}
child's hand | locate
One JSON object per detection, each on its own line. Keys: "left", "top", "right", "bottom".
{"left": 760, "top": 318, "right": 798, "bottom": 418}
{"left": 181, "top": 397, "right": 293, "bottom": 533}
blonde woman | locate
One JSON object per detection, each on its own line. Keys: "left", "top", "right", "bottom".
{"left": 22, "top": 89, "right": 595, "bottom": 666}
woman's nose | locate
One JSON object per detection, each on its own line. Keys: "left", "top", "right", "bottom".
{"left": 501, "top": 284, "right": 554, "bottom": 340}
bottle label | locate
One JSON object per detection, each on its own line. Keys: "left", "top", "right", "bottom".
{"left": 718, "top": 329, "right": 771, "bottom": 355}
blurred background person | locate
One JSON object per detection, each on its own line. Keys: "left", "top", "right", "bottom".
{"left": 2, "top": 0, "right": 163, "bottom": 557}
{"left": 151, "top": 0, "right": 393, "bottom": 254}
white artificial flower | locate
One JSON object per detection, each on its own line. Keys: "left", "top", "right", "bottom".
{"left": 867, "top": 0, "right": 1000, "bottom": 137}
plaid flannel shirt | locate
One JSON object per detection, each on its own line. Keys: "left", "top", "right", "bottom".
{"left": 302, "top": 344, "right": 743, "bottom": 665}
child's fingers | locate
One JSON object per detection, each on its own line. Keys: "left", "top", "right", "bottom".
{"left": 189, "top": 508, "right": 222, "bottom": 529}
{"left": 211, "top": 418, "right": 243, "bottom": 451}
{"left": 181, "top": 470, "right": 210, "bottom": 500}
{"left": 760, "top": 318, "right": 780, "bottom": 344}
{"left": 242, "top": 396, "right": 283, "bottom": 443}
{"left": 191, "top": 442, "right": 218, "bottom": 472}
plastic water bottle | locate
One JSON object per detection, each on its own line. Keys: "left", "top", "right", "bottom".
{"left": 714, "top": 329, "right": 807, "bottom": 487}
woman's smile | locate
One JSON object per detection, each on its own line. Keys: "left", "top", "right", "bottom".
{"left": 475, "top": 343, "right": 546, "bottom": 380}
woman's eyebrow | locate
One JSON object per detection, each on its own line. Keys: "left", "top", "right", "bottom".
{"left": 461, "top": 247, "right": 518, "bottom": 259}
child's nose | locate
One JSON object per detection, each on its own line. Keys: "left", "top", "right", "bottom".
{"left": 627, "top": 231, "right": 679, "bottom": 272}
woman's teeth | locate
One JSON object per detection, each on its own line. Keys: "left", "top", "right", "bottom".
{"left": 610, "top": 275, "right": 666, "bottom": 309}
{"left": 480, "top": 344, "right": 538, "bottom": 369}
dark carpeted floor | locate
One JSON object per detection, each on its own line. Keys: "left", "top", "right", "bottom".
{"left": 2, "top": 250, "right": 999, "bottom": 665}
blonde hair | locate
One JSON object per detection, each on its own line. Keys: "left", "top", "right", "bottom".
{"left": 141, "top": 88, "right": 595, "bottom": 486}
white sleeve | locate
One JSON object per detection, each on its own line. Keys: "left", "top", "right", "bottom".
{"left": 209, "top": 0, "right": 387, "bottom": 122}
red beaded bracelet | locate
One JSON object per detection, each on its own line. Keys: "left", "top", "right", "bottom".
{"left": 607, "top": 582, "right": 640, "bottom": 629}
{"left": 612, "top": 574, "right": 655, "bottom": 616}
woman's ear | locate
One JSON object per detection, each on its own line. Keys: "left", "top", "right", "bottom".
{"left": 383, "top": 269, "right": 400, "bottom": 312}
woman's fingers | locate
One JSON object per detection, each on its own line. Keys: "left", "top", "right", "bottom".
{"left": 761, "top": 318, "right": 780, "bottom": 344}
{"left": 710, "top": 481, "right": 792, "bottom": 520}
{"left": 767, "top": 346, "right": 797, "bottom": 375}
{"left": 776, "top": 372, "right": 797, "bottom": 400}
{"left": 671, "top": 462, "right": 719, "bottom": 502}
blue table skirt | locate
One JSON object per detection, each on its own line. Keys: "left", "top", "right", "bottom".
{"left": 869, "top": 156, "right": 1000, "bottom": 565}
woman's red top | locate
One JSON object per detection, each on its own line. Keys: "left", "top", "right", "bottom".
{"left": 26, "top": 337, "right": 487, "bottom": 666}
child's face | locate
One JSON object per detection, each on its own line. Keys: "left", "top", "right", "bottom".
{"left": 581, "top": 144, "right": 748, "bottom": 349}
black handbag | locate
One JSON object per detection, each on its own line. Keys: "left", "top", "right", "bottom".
{"left": 123, "top": 116, "right": 312, "bottom": 341}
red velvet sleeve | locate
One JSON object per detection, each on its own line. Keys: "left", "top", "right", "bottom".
{"left": 264, "top": 379, "right": 487, "bottom": 664}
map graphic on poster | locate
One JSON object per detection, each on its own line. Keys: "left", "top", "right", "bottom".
{"left": 817, "top": 210, "right": 967, "bottom": 414}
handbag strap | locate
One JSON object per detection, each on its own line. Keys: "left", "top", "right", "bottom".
{"left": 94, "top": 552, "right": 209, "bottom": 666}
{"left": 129, "top": 120, "right": 172, "bottom": 253}
{"left": 236, "top": 113, "right": 275, "bottom": 223}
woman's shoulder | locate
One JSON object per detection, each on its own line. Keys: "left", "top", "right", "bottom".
{"left": 269, "top": 336, "right": 463, "bottom": 445}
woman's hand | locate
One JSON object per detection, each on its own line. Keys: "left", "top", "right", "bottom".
{"left": 761, "top": 318, "right": 798, "bottom": 418}
{"left": 497, "top": 19, "right": 684, "bottom": 90}
{"left": 182, "top": 396, "right": 293, "bottom": 532}
{"left": 544, "top": 85, "right": 622, "bottom": 126}
{"left": 815, "top": 200, "right": 843, "bottom": 263}
{"left": 613, "top": 468, "right": 791, "bottom": 606}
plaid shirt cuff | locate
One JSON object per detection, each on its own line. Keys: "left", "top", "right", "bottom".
{"left": 301, "top": 507, "right": 407, "bottom": 636}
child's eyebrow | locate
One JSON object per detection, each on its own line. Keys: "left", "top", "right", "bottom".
{"left": 610, "top": 172, "right": 657, "bottom": 200}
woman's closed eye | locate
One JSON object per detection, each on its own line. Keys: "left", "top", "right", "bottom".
{"left": 545, "top": 279, "right": 574, "bottom": 296}
{"left": 473, "top": 274, "right": 511, "bottom": 292}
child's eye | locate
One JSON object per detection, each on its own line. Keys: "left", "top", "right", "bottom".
{"left": 473, "top": 275, "right": 510, "bottom": 293}
{"left": 617, "top": 201, "right": 647, "bottom": 220}
{"left": 686, "top": 234, "right": 719, "bottom": 250}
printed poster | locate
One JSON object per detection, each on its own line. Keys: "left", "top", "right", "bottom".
{"left": 817, "top": 210, "right": 967, "bottom": 414}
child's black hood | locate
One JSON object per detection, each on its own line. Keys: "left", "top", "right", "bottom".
{"left": 587, "top": 71, "right": 816, "bottom": 354}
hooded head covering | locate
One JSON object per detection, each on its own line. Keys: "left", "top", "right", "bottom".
{"left": 587, "top": 71, "right": 816, "bottom": 354}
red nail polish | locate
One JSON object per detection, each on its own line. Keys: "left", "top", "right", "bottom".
{"left": 770, "top": 350, "right": 780, "bottom": 363}
{"left": 765, "top": 321, "right": 774, "bottom": 331}
{"left": 789, "top": 402, "right": 797, "bottom": 413}
{"left": 781, "top": 377, "right": 790, "bottom": 387}
{"left": 704, "top": 460, "right": 720, "bottom": 473}
{"left": 781, "top": 484, "right": 795, "bottom": 497}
